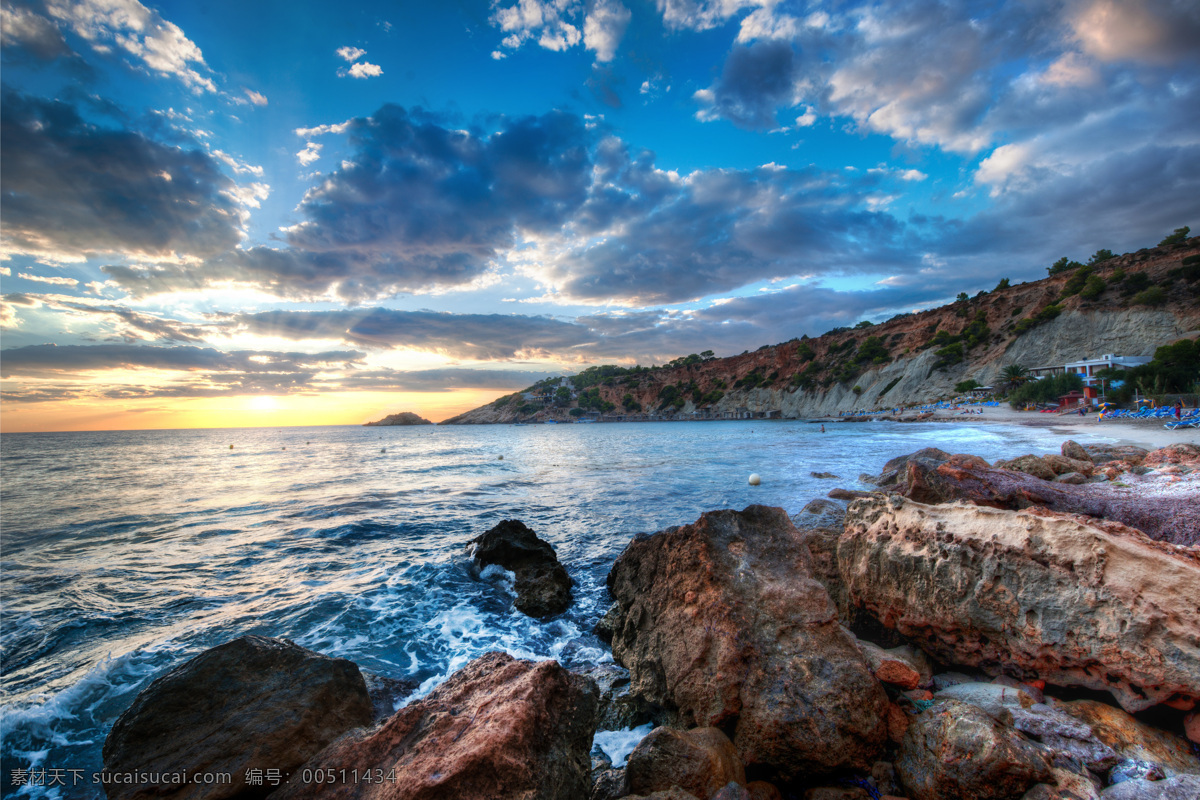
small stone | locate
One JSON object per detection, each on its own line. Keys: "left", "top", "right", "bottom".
{"left": 1109, "top": 758, "right": 1166, "bottom": 785}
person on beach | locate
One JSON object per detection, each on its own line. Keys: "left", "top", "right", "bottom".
{"left": 820, "top": 424, "right": 825, "bottom": 433}
{"left": 1177, "top": 399, "right": 1184, "bottom": 421}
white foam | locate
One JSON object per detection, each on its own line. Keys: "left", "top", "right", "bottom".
{"left": 593, "top": 723, "right": 654, "bottom": 767}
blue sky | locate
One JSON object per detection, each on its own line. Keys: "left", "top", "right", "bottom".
{"left": 2, "top": 0, "right": 1198, "bottom": 429}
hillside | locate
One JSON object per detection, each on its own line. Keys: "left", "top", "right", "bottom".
{"left": 364, "top": 411, "right": 433, "bottom": 426}
{"left": 443, "top": 238, "right": 1200, "bottom": 424}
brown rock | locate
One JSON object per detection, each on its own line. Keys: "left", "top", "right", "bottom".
{"left": 1020, "top": 768, "right": 1101, "bottom": 800}
{"left": 895, "top": 699, "right": 1052, "bottom": 800}
{"left": 712, "top": 783, "right": 751, "bottom": 800}
{"left": 469, "top": 519, "right": 572, "bottom": 618}
{"left": 859, "top": 641, "right": 921, "bottom": 690}
{"left": 897, "top": 459, "right": 1199, "bottom": 546}
{"left": 593, "top": 768, "right": 629, "bottom": 800}
{"left": 1144, "top": 443, "right": 1200, "bottom": 469}
{"left": 839, "top": 497, "right": 1200, "bottom": 712}
{"left": 1097, "top": 775, "right": 1200, "bottom": 800}
{"left": 994, "top": 454, "right": 1057, "bottom": 480}
{"left": 1053, "top": 472, "right": 1088, "bottom": 484}
{"left": 1062, "top": 440, "right": 1093, "bottom": 463}
{"left": 102, "top": 635, "right": 372, "bottom": 800}
{"left": 620, "top": 789, "right": 700, "bottom": 800}
{"left": 1054, "top": 699, "right": 1200, "bottom": 777}
{"left": 745, "top": 781, "right": 782, "bottom": 800}
{"left": 945, "top": 453, "right": 992, "bottom": 470}
{"left": 828, "top": 488, "right": 877, "bottom": 501}
{"left": 803, "top": 790, "right": 869, "bottom": 800}
{"left": 626, "top": 727, "right": 745, "bottom": 800}
{"left": 1042, "top": 454, "right": 1094, "bottom": 477}
{"left": 274, "top": 652, "right": 598, "bottom": 800}
{"left": 886, "top": 703, "right": 910, "bottom": 744}
{"left": 1186, "top": 711, "right": 1200, "bottom": 745}
{"left": 1083, "top": 444, "right": 1149, "bottom": 465}
{"left": 607, "top": 506, "right": 888, "bottom": 779}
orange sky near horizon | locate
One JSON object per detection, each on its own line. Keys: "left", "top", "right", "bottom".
{"left": 0, "top": 389, "right": 503, "bottom": 433}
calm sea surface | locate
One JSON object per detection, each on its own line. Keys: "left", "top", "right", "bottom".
{"left": 0, "top": 420, "right": 1108, "bottom": 797}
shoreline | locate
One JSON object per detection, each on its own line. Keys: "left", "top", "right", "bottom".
{"left": 915, "top": 405, "right": 1200, "bottom": 451}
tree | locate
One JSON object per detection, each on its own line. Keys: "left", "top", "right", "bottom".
{"left": 956, "top": 292, "right": 969, "bottom": 303}
{"left": 1080, "top": 274, "right": 1106, "bottom": 300}
{"left": 1048, "top": 257, "right": 1081, "bottom": 275}
{"left": 1000, "top": 364, "right": 1030, "bottom": 390}
{"left": 994, "top": 278, "right": 1010, "bottom": 291}
{"left": 700, "top": 350, "right": 716, "bottom": 361}
{"left": 955, "top": 379, "right": 981, "bottom": 393}
{"left": 1159, "top": 226, "right": 1190, "bottom": 246}
{"left": 1087, "top": 249, "right": 1115, "bottom": 266}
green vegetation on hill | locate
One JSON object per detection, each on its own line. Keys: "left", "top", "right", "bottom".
{"left": 1007, "top": 373, "right": 1084, "bottom": 409}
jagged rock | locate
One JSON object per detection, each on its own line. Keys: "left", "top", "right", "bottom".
{"left": 811, "top": 471, "right": 840, "bottom": 479}
{"left": 1098, "top": 775, "right": 1200, "bottom": 799}
{"left": 361, "top": 671, "right": 419, "bottom": 723}
{"left": 828, "top": 487, "right": 877, "bottom": 501}
{"left": 273, "top": 652, "right": 598, "bottom": 800}
{"left": 607, "top": 505, "right": 888, "bottom": 779}
{"left": 994, "top": 454, "right": 1058, "bottom": 480}
{"left": 596, "top": 602, "right": 622, "bottom": 643}
{"left": 620, "top": 788, "right": 701, "bottom": 800}
{"left": 803, "top": 789, "right": 870, "bottom": 800}
{"left": 712, "top": 782, "right": 751, "bottom": 800}
{"left": 1084, "top": 445, "right": 1149, "bottom": 466}
{"left": 579, "top": 664, "right": 662, "bottom": 730}
{"left": 102, "top": 636, "right": 372, "bottom": 800}
{"left": 469, "top": 519, "right": 572, "bottom": 618}
{"left": 1109, "top": 757, "right": 1166, "bottom": 783}
{"left": 1063, "top": 441, "right": 1093, "bottom": 463}
{"left": 896, "top": 699, "right": 1053, "bottom": 800}
{"left": 1185, "top": 712, "right": 1199, "bottom": 745}
{"left": 839, "top": 497, "right": 1200, "bottom": 712}
{"left": 931, "top": 671, "right": 981, "bottom": 691}
{"left": 1053, "top": 700, "right": 1200, "bottom": 777}
{"left": 883, "top": 447, "right": 953, "bottom": 476}
{"left": 1054, "top": 472, "right": 1088, "bottom": 484}
{"left": 792, "top": 498, "right": 847, "bottom": 530}
{"left": 1021, "top": 768, "right": 1102, "bottom": 800}
{"left": 593, "top": 768, "right": 629, "bottom": 800}
{"left": 1144, "top": 443, "right": 1200, "bottom": 469}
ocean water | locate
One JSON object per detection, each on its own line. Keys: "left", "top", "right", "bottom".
{"left": 0, "top": 420, "right": 1105, "bottom": 797}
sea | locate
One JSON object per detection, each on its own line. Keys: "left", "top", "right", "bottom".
{"left": 0, "top": 419, "right": 1112, "bottom": 797}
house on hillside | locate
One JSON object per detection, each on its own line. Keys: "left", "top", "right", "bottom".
{"left": 1029, "top": 354, "right": 1151, "bottom": 385}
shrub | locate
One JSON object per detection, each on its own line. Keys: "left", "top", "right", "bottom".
{"left": 934, "top": 342, "right": 964, "bottom": 369}
{"left": 1008, "top": 372, "right": 1084, "bottom": 408}
{"left": 569, "top": 407, "right": 585, "bottom": 417}
{"left": 1079, "top": 275, "right": 1106, "bottom": 300}
{"left": 855, "top": 336, "right": 890, "bottom": 364}
{"left": 1119, "top": 271, "right": 1153, "bottom": 296}
{"left": 1048, "top": 257, "right": 1082, "bottom": 275}
{"left": 795, "top": 341, "right": 816, "bottom": 361}
{"left": 955, "top": 379, "right": 981, "bottom": 393}
{"left": 1087, "top": 249, "right": 1115, "bottom": 266}
{"left": 877, "top": 376, "right": 902, "bottom": 397}
{"left": 994, "top": 278, "right": 1010, "bottom": 291}
{"left": 956, "top": 292, "right": 969, "bottom": 303}
{"left": 1159, "top": 226, "right": 1190, "bottom": 246}
{"left": 854, "top": 320, "right": 874, "bottom": 329}
{"left": 1132, "top": 286, "right": 1167, "bottom": 306}
{"left": 852, "top": 385, "right": 863, "bottom": 395}
{"left": 1060, "top": 265, "right": 1095, "bottom": 297}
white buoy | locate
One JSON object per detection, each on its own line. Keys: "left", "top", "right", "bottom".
{"left": 748, "top": 473, "right": 761, "bottom": 485}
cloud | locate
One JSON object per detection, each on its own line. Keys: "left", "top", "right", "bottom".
{"left": 0, "top": 343, "right": 362, "bottom": 379}
{"left": 1070, "top": 0, "right": 1200, "bottom": 64}
{"left": 656, "top": 0, "right": 764, "bottom": 32}
{"left": 296, "top": 141, "right": 323, "bottom": 166}
{"left": 694, "top": 39, "right": 798, "bottom": 129}
{"left": 0, "top": 292, "right": 209, "bottom": 342}
{"left": 346, "top": 61, "right": 383, "bottom": 78}
{"left": 0, "top": 3, "right": 72, "bottom": 60}
{"left": 243, "top": 89, "right": 268, "bottom": 106}
{"left": 583, "top": 0, "right": 631, "bottom": 63}
{"left": 16, "top": 273, "right": 79, "bottom": 287}
{"left": 42, "top": 0, "right": 217, "bottom": 92}
{"left": 336, "top": 46, "right": 367, "bottom": 62}
{"left": 0, "top": 88, "right": 248, "bottom": 262}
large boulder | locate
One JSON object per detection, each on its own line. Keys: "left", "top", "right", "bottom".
{"left": 994, "top": 455, "right": 1058, "bottom": 481}
{"left": 896, "top": 699, "right": 1053, "bottom": 800}
{"left": 625, "top": 727, "right": 745, "bottom": 799}
{"left": 607, "top": 506, "right": 888, "bottom": 779}
{"left": 1098, "top": 775, "right": 1200, "bottom": 799}
{"left": 1083, "top": 445, "right": 1149, "bottom": 466}
{"left": 896, "top": 459, "right": 1199, "bottom": 546}
{"left": 469, "top": 520, "right": 572, "bottom": 617}
{"left": 838, "top": 497, "right": 1200, "bottom": 712}
{"left": 1053, "top": 699, "right": 1200, "bottom": 777}
{"left": 102, "top": 636, "right": 372, "bottom": 800}
{"left": 275, "top": 652, "right": 598, "bottom": 800}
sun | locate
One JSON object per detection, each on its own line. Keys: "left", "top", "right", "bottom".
{"left": 247, "top": 396, "right": 279, "bottom": 412}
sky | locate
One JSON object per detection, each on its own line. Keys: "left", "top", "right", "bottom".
{"left": 1, "top": 0, "right": 1198, "bottom": 431}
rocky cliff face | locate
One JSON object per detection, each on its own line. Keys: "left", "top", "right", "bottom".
{"left": 445, "top": 239, "right": 1200, "bottom": 423}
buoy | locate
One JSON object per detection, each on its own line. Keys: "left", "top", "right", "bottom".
{"left": 229, "top": 444, "right": 234, "bottom": 449}
{"left": 381, "top": 447, "right": 387, "bottom": 453}
{"left": 498, "top": 455, "right": 504, "bottom": 460}
{"left": 748, "top": 473, "right": 761, "bottom": 485}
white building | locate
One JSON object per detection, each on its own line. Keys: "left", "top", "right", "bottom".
{"left": 1058, "top": 354, "right": 1152, "bottom": 386}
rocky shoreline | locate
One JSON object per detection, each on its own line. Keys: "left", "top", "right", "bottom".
{"left": 98, "top": 443, "right": 1200, "bottom": 800}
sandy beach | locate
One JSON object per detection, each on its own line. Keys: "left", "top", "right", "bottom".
{"left": 925, "top": 405, "right": 1200, "bottom": 450}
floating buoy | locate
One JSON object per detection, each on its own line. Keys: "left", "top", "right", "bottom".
{"left": 282, "top": 447, "right": 286, "bottom": 451}
{"left": 498, "top": 455, "right": 504, "bottom": 460}
{"left": 381, "top": 448, "right": 387, "bottom": 453}
{"left": 229, "top": 444, "right": 234, "bottom": 449}
{"left": 748, "top": 473, "right": 761, "bottom": 485}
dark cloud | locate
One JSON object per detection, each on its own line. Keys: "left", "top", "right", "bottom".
{"left": 0, "top": 344, "right": 362, "bottom": 379}
{"left": 335, "top": 368, "right": 557, "bottom": 392}
{"left": 695, "top": 39, "right": 798, "bottom": 129}
{"left": 0, "top": 87, "right": 244, "bottom": 261}
{"left": 0, "top": 2, "right": 72, "bottom": 61}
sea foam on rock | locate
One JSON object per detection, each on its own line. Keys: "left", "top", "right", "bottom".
{"left": 102, "top": 635, "right": 372, "bottom": 800}
{"left": 838, "top": 496, "right": 1200, "bottom": 713}
{"left": 276, "top": 651, "right": 599, "bottom": 800}
{"left": 606, "top": 505, "right": 888, "bottom": 780}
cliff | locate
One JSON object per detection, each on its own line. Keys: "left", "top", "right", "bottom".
{"left": 364, "top": 411, "right": 434, "bottom": 426}
{"left": 444, "top": 239, "right": 1200, "bottom": 424}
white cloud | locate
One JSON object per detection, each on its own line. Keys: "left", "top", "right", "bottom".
{"left": 337, "top": 46, "right": 367, "bottom": 62}
{"left": 296, "top": 142, "right": 323, "bottom": 166}
{"left": 584, "top": 0, "right": 631, "bottom": 63}
{"left": 899, "top": 169, "right": 927, "bottom": 182}
{"left": 212, "top": 150, "right": 264, "bottom": 177}
{"left": 492, "top": 50, "right": 506, "bottom": 60}
{"left": 1069, "top": 0, "right": 1200, "bottom": 64}
{"left": 795, "top": 107, "right": 817, "bottom": 127}
{"left": 294, "top": 121, "right": 351, "bottom": 138}
{"left": 19, "top": 272, "right": 80, "bottom": 287}
{"left": 44, "top": 0, "right": 217, "bottom": 92}
{"left": 243, "top": 89, "right": 268, "bottom": 106}
{"left": 347, "top": 61, "right": 383, "bottom": 78}
{"left": 0, "top": 266, "right": 11, "bottom": 276}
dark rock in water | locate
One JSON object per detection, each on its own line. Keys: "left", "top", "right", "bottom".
{"left": 274, "top": 651, "right": 598, "bottom": 800}
{"left": 828, "top": 487, "right": 876, "bottom": 501}
{"left": 626, "top": 727, "right": 744, "bottom": 799}
{"left": 607, "top": 505, "right": 888, "bottom": 780}
{"left": 361, "top": 671, "right": 418, "bottom": 723}
{"left": 102, "top": 635, "right": 372, "bottom": 800}
{"left": 895, "top": 699, "right": 1053, "bottom": 800}
{"left": 469, "top": 519, "right": 572, "bottom": 617}
{"left": 577, "top": 664, "right": 664, "bottom": 730}
{"left": 840, "top": 497, "right": 1200, "bottom": 713}
{"left": 1098, "top": 775, "right": 1200, "bottom": 799}
{"left": 595, "top": 602, "right": 621, "bottom": 643}
{"left": 810, "top": 471, "right": 840, "bottom": 479}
